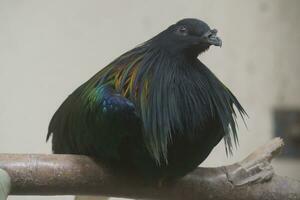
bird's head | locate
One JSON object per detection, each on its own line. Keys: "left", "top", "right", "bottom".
{"left": 151, "top": 18, "right": 222, "bottom": 58}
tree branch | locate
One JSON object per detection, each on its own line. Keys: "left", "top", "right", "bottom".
{"left": 0, "top": 138, "right": 299, "bottom": 200}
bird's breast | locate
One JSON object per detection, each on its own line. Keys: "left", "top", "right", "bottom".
{"left": 155, "top": 68, "right": 216, "bottom": 136}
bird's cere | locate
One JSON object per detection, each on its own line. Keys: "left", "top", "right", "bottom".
{"left": 203, "top": 29, "right": 222, "bottom": 47}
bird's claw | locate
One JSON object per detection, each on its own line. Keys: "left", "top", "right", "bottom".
{"left": 157, "top": 177, "right": 167, "bottom": 188}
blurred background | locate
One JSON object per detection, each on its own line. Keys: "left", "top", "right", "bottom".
{"left": 0, "top": 0, "right": 299, "bottom": 200}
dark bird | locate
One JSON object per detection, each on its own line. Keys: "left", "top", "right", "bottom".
{"left": 47, "top": 18, "right": 246, "bottom": 181}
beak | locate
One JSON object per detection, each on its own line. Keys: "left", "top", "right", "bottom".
{"left": 202, "top": 29, "right": 222, "bottom": 47}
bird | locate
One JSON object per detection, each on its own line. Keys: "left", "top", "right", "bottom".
{"left": 47, "top": 18, "right": 246, "bottom": 182}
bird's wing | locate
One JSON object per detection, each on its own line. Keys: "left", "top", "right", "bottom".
{"left": 47, "top": 46, "right": 148, "bottom": 161}
{"left": 47, "top": 82, "right": 140, "bottom": 160}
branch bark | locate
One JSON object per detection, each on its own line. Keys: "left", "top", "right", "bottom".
{"left": 0, "top": 138, "right": 299, "bottom": 200}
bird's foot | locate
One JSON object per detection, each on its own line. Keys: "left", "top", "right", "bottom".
{"left": 225, "top": 138, "right": 284, "bottom": 186}
{"left": 157, "top": 177, "right": 166, "bottom": 188}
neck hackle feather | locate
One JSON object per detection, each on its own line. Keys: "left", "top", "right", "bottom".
{"left": 80, "top": 40, "right": 247, "bottom": 165}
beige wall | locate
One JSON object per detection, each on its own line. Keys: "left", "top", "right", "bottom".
{"left": 0, "top": 1, "right": 299, "bottom": 200}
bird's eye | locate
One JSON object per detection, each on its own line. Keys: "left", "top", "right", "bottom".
{"left": 176, "top": 26, "right": 188, "bottom": 36}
